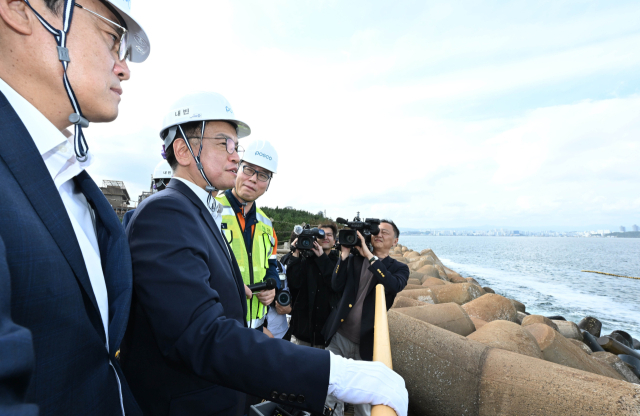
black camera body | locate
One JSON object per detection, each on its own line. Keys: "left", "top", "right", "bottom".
{"left": 336, "top": 213, "right": 381, "bottom": 253}
{"left": 293, "top": 225, "right": 325, "bottom": 258}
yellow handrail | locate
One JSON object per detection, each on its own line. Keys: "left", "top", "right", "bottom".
{"left": 371, "top": 284, "right": 396, "bottom": 416}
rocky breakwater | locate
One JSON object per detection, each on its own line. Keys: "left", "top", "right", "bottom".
{"left": 388, "top": 244, "right": 640, "bottom": 416}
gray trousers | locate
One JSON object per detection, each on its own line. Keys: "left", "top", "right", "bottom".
{"left": 325, "top": 332, "right": 372, "bottom": 416}
{"left": 291, "top": 335, "right": 325, "bottom": 349}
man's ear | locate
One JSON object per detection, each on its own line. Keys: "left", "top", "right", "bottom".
{"left": 172, "top": 139, "right": 193, "bottom": 168}
{"left": 0, "top": 0, "right": 35, "bottom": 36}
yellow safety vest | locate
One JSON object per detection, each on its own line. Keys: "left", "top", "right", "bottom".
{"left": 216, "top": 194, "right": 276, "bottom": 328}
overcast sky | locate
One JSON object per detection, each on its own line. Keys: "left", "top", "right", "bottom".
{"left": 87, "top": 0, "right": 640, "bottom": 230}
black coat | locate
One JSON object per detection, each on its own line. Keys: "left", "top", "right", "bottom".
{"left": 286, "top": 251, "right": 340, "bottom": 346}
{"left": 0, "top": 91, "right": 141, "bottom": 416}
{"left": 322, "top": 254, "right": 409, "bottom": 361}
{"left": 121, "top": 180, "right": 331, "bottom": 416}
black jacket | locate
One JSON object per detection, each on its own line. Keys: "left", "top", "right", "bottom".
{"left": 322, "top": 254, "right": 409, "bottom": 361}
{"left": 287, "top": 251, "right": 340, "bottom": 345}
{"left": 121, "top": 180, "right": 331, "bottom": 416}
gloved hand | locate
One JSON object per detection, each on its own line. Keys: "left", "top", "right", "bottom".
{"left": 327, "top": 352, "right": 408, "bottom": 416}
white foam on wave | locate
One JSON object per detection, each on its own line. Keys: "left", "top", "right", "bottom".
{"left": 439, "top": 257, "right": 640, "bottom": 339}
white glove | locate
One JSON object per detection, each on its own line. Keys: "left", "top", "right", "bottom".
{"left": 327, "top": 352, "right": 408, "bottom": 416}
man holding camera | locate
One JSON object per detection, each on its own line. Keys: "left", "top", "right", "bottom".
{"left": 287, "top": 223, "right": 340, "bottom": 348}
{"left": 216, "top": 139, "right": 282, "bottom": 333}
{"left": 323, "top": 220, "right": 409, "bottom": 416}
{"left": 122, "top": 92, "right": 408, "bottom": 416}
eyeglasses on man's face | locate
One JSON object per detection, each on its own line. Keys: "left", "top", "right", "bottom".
{"left": 187, "top": 136, "right": 244, "bottom": 157}
{"left": 240, "top": 164, "right": 271, "bottom": 182}
{"left": 75, "top": 3, "right": 129, "bottom": 61}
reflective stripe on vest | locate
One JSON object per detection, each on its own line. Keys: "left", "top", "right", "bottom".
{"left": 249, "top": 315, "right": 266, "bottom": 329}
{"left": 216, "top": 194, "right": 276, "bottom": 325}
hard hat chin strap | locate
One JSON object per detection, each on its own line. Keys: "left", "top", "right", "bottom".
{"left": 177, "top": 122, "right": 221, "bottom": 215}
{"left": 24, "top": 0, "right": 90, "bottom": 162}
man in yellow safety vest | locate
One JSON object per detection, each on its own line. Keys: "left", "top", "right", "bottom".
{"left": 217, "top": 140, "right": 286, "bottom": 332}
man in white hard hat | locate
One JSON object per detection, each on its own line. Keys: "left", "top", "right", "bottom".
{"left": 217, "top": 139, "right": 282, "bottom": 334}
{"left": 122, "top": 92, "right": 408, "bottom": 416}
{"left": 0, "top": 0, "right": 150, "bottom": 414}
{"left": 122, "top": 158, "right": 172, "bottom": 229}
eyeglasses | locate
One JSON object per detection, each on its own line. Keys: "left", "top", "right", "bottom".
{"left": 187, "top": 137, "right": 244, "bottom": 156}
{"left": 75, "top": 3, "right": 129, "bottom": 61}
{"left": 241, "top": 165, "right": 271, "bottom": 182}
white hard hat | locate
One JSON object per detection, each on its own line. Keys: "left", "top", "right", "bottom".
{"left": 242, "top": 139, "right": 278, "bottom": 174}
{"left": 105, "top": 0, "right": 150, "bottom": 63}
{"left": 160, "top": 92, "right": 251, "bottom": 148}
{"left": 153, "top": 160, "right": 172, "bottom": 179}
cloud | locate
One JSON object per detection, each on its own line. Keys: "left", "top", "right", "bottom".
{"left": 84, "top": 0, "right": 640, "bottom": 230}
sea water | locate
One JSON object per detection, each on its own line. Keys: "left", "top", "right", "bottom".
{"left": 399, "top": 236, "right": 640, "bottom": 340}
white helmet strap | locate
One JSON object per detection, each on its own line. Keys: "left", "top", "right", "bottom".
{"left": 177, "top": 122, "right": 221, "bottom": 214}
{"left": 24, "top": 0, "right": 90, "bottom": 162}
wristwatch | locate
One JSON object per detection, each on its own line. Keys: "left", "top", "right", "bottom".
{"left": 368, "top": 255, "right": 379, "bottom": 264}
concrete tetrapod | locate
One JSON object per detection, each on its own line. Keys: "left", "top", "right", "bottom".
{"left": 578, "top": 316, "right": 602, "bottom": 338}
{"left": 525, "top": 323, "right": 623, "bottom": 380}
{"left": 391, "top": 296, "right": 425, "bottom": 309}
{"left": 509, "top": 299, "right": 526, "bottom": 313}
{"left": 590, "top": 351, "right": 640, "bottom": 384}
{"left": 443, "top": 266, "right": 466, "bottom": 283}
{"left": 467, "top": 320, "right": 543, "bottom": 359}
{"left": 400, "top": 284, "right": 428, "bottom": 291}
{"left": 388, "top": 311, "right": 640, "bottom": 416}
{"left": 581, "top": 331, "right": 604, "bottom": 352}
{"left": 416, "top": 264, "right": 441, "bottom": 279}
{"left": 470, "top": 317, "right": 488, "bottom": 330}
{"left": 552, "top": 320, "right": 584, "bottom": 341}
{"left": 394, "top": 303, "right": 475, "bottom": 336}
{"left": 462, "top": 293, "right": 518, "bottom": 323}
{"left": 521, "top": 314, "right": 559, "bottom": 331}
{"left": 397, "top": 283, "right": 484, "bottom": 305}
{"left": 421, "top": 277, "right": 448, "bottom": 287}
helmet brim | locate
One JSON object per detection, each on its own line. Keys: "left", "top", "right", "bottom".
{"left": 109, "top": 3, "right": 150, "bottom": 63}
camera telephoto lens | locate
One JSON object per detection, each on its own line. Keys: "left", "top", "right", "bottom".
{"left": 345, "top": 234, "right": 357, "bottom": 245}
{"left": 301, "top": 238, "right": 311, "bottom": 248}
{"left": 276, "top": 291, "right": 291, "bottom": 307}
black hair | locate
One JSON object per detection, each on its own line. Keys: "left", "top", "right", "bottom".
{"left": 164, "top": 120, "right": 239, "bottom": 171}
{"left": 43, "top": 0, "right": 62, "bottom": 14}
{"left": 318, "top": 223, "right": 337, "bottom": 239}
{"left": 164, "top": 121, "right": 204, "bottom": 171}
{"left": 381, "top": 219, "right": 400, "bottom": 238}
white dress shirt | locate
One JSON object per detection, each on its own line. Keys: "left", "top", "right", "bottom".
{"left": 0, "top": 78, "right": 124, "bottom": 415}
{"left": 173, "top": 177, "right": 224, "bottom": 230}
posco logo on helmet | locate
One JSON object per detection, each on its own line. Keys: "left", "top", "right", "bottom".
{"left": 255, "top": 151, "right": 272, "bottom": 160}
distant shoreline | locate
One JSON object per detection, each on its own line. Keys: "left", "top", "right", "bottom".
{"left": 401, "top": 232, "right": 640, "bottom": 238}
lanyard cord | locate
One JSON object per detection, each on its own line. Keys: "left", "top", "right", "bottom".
{"left": 23, "top": 0, "right": 90, "bottom": 162}
{"left": 177, "top": 122, "right": 221, "bottom": 215}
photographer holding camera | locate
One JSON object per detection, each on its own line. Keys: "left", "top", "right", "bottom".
{"left": 323, "top": 219, "right": 408, "bottom": 416}
{"left": 287, "top": 223, "right": 340, "bottom": 348}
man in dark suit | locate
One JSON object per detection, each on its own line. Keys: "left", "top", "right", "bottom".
{"left": 0, "top": 237, "right": 37, "bottom": 416}
{"left": 122, "top": 92, "right": 408, "bottom": 416}
{"left": 323, "top": 221, "right": 409, "bottom": 416}
{"left": 0, "top": 0, "right": 151, "bottom": 414}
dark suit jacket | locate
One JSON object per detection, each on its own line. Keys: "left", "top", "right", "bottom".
{"left": 286, "top": 251, "right": 340, "bottom": 346}
{"left": 122, "top": 209, "right": 135, "bottom": 229}
{"left": 323, "top": 254, "right": 409, "bottom": 361}
{"left": 0, "top": 91, "right": 141, "bottom": 415}
{"left": 0, "top": 236, "right": 38, "bottom": 416}
{"left": 121, "top": 179, "right": 330, "bottom": 416}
